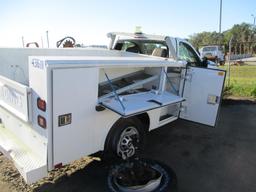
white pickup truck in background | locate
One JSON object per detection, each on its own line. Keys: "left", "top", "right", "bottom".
{"left": 0, "top": 32, "right": 226, "bottom": 184}
{"left": 199, "top": 45, "right": 225, "bottom": 65}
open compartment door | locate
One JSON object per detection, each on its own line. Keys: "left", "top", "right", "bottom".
{"left": 100, "top": 91, "right": 184, "bottom": 117}
{"left": 179, "top": 67, "right": 226, "bottom": 127}
{"left": 0, "top": 75, "right": 31, "bottom": 122}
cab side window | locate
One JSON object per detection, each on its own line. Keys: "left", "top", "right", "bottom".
{"left": 121, "top": 41, "right": 136, "bottom": 51}
{"left": 179, "top": 42, "right": 202, "bottom": 67}
{"left": 114, "top": 41, "right": 136, "bottom": 51}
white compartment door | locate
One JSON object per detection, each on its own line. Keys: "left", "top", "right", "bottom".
{"left": 100, "top": 91, "right": 184, "bottom": 117}
{"left": 179, "top": 67, "right": 225, "bottom": 127}
{"left": 0, "top": 75, "right": 31, "bottom": 122}
{"left": 52, "top": 67, "right": 99, "bottom": 165}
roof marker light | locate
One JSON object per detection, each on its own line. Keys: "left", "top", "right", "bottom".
{"left": 135, "top": 26, "right": 143, "bottom": 34}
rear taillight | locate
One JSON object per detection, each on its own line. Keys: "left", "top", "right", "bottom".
{"left": 54, "top": 163, "right": 63, "bottom": 169}
{"left": 37, "top": 98, "right": 46, "bottom": 111}
{"left": 38, "top": 115, "right": 46, "bottom": 128}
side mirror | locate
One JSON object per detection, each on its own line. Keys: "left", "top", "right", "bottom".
{"left": 202, "top": 57, "right": 208, "bottom": 67}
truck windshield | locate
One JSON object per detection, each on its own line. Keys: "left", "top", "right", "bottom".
{"left": 202, "top": 47, "right": 217, "bottom": 52}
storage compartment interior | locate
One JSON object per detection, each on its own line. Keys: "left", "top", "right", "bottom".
{"left": 98, "top": 67, "right": 184, "bottom": 117}
{"left": 98, "top": 70, "right": 156, "bottom": 97}
{"left": 159, "top": 103, "right": 180, "bottom": 121}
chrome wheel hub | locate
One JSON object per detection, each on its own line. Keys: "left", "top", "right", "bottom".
{"left": 117, "top": 126, "right": 139, "bottom": 160}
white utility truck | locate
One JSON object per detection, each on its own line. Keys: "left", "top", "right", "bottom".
{"left": 0, "top": 33, "right": 225, "bottom": 184}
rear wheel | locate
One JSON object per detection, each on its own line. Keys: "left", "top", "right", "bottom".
{"left": 219, "top": 60, "right": 225, "bottom": 65}
{"left": 104, "top": 118, "right": 146, "bottom": 161}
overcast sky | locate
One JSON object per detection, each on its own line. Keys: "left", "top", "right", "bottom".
{"left": 0, "top": 0, "right": 255, "bottom": 47}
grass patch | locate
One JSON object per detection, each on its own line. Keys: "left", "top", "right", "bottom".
{"left": 219, "top": 64, "right": 256, "bottom": 98}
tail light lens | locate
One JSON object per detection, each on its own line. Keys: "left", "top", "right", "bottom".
{"left": 54, "top": 163, "right": 63, "bottom": 169}
{"left": 37, "top": 98, "right": 46, "bottom": 111}
{"left": 38, "top": 115, "right": 46, "bottom": 128}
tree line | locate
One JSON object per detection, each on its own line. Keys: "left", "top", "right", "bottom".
{"left": 189, "top": 23, "right": 256, "bottom": 54}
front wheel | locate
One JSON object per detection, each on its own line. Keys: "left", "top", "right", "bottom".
{"left": 104, "top": 118, "right": 146, "bottom": 161}
{"left": 219, "top": 60, "right": 225, "bottom": 66}
{"left": 214, "top": 57, "right": 219, "bottom": 65}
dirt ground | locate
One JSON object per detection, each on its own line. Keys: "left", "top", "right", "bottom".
{"left": 0, "top": 99, "right": 256, "bottom": 192}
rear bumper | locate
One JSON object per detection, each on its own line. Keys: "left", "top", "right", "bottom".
{"left": 0, "top": 121, "right": 47, "bottom": 184}
{"left": 0, "top": 107, "right": 48, "bottom": 184}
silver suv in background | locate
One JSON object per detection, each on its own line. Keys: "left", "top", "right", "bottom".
{"left": 199, "top": 45, "right": 225, "bottom": 65}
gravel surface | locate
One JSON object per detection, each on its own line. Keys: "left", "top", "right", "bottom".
{"left": 0, "top": 152, "right": 97, "bottom": 192}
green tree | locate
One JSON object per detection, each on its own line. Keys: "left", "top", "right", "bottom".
{"left": 189, "top": 23, "right": 256, "bottom": 54}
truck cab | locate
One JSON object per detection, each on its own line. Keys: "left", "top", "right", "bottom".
{"left": 108, "top": 32, "right": 217, "bottom": 68}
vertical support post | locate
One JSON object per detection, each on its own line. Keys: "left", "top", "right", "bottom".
{"left": 46, "top": 31, "right": 49, "bottom": 48}
{"left": 21, "top": 36, "right": 25, "bottom": 48}
{"left": 219, "top": 0, "right": 222, "bottom": 33}
{"left": 251, "top": 14, "right": 256, "bottom": 26}
{"left": 107, "top": 33, "right": 116, "bottom": 50}
{"left": 41, "top": 36, "right": 44, "bottom": 48}
{"left": 158, "top": 66, "right": 167, "bottom": 94}
{"left": 228, "top": 36, "right": 233, "bottom": 87}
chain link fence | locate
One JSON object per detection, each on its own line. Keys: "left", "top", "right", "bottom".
{"left": 221, "top": 58, "right": 256, "bottom": 98}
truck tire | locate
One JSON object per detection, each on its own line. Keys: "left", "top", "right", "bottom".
{"left": 107, "top": 159, "right": 178, "bottom": 192}
{"left": 215, "top": 57, "right": 219, "bottom": 65}
{"left": 219, "top": 61, "right": 225, "bottom": 66}
{"left": 104, "top": 118, "right": 146, "bottom": 161}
